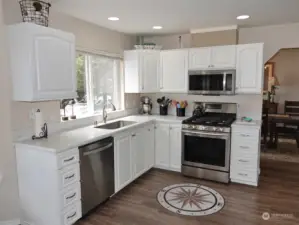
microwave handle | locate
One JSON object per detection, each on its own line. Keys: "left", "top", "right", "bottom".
{"left": 223, "top": 73, "right": 226, "bottom": 91}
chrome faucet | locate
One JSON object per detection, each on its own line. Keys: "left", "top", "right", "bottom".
{"left": 102, "top": 101, "right": 116, "bottom": 124}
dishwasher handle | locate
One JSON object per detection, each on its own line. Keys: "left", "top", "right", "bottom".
{"left": 83, "top": 143, "right": 113, "bottom": 156}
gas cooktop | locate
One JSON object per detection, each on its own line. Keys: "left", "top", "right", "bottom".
{"left": 182, "top": 113, "right": 236, "bottom": 133}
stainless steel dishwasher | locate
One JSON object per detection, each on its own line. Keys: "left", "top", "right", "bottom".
{"left": 79, "top": 136, "right": 115, "bottom": 216}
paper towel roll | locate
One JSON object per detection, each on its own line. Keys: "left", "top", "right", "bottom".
{"left": 34, "top": 109, "right": 43, "bottom": 137}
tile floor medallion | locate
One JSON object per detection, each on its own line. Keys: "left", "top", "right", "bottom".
{"left": 157, "top": 183, "right": 225, "bottom": 216}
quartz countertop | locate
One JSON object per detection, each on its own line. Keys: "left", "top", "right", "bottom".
{"left": 232, "top": 119, "right": 262, "bottom": 128}
{"left": 15, "top": 115, "right": 188, "bottom": 153}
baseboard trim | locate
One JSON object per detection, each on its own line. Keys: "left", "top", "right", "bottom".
{"left": 0, "top": 219, "right": 20, "bottom": 225}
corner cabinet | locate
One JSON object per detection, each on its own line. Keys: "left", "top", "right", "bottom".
{"left": 124, "top": 50, "right": 160, "bottom": 93}
{"left": 114, "top": 123, "right": 155, "bottom": 193}
{"left": 160, "top": 49, "right": 188, "bottom": 93}
{"left": 236, "top": 44, "right": 264, "bottom": 94}
{"left": 8, "top": 23, "right": 77, "bottom": 101}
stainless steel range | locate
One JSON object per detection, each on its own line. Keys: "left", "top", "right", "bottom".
{"left": 181, "top": 102, "right": 237, "bottom": 183}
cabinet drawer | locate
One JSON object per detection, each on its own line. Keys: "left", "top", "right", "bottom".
{"left": 57, "top": 148, "right": 79, "bottom": 169}
{"left": 62, "top": 201, "right": 82, "bottom": 225}
{"left": 231, "top": 169, "right": 258, "bottom": 182}
{"left": 60, "top": 182, "right": 81, "bottom": 208}
{"left": 59, "top": 164, "right": 80, "bottom": 188}
{"left": 231, "top": 140, "right": 258, "bottom": 156}
{"left": 232, "top": 132, "right": 259, "bottom": 143}
{"left": 231, "top": 156, "right": 257, "bottom": 171}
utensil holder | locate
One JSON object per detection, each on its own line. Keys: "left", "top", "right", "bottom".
{"left": 176, "top": 108, "right": 185, "bottom": 117}
{"left": 159, "top": 106, "right": 168, "bottom": 116}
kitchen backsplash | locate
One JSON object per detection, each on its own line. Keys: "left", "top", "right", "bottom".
{"left": 141, "top": 93, "right": 263, "bottom": 120}
{"left": 12, "top": 93, "right": 140, "bottom": 141}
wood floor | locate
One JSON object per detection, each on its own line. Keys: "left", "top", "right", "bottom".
{"left": 76, "top": 158, "right": 299, "bottom": 225}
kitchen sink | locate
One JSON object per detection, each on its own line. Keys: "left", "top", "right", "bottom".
{"left": 95, "top": 120, "right": 137, "bottom": 130}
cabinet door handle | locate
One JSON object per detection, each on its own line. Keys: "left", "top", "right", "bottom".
{"left": 66, "top": 192, "right": 76, "bottom": 200}
{"left": 238, "top": 173, "right": 248, "bottom": 177}
{"left": 239, "top": 159, "right": 249, "bottom": 163}
{"left": 67, "top": 212, "right": 77, "bottom": 219}
{"left": 64, "top": 157, "right": 75, "bottom": 163}
{"left": 65, "top": 174, "right": 75, "bottom": 180}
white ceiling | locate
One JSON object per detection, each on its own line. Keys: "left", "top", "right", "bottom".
{"left": 52, "top": 0, "right": 299, "bottom": 34}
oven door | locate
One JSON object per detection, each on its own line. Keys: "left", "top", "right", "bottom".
{"left": 188, "top": 70, "right": 235, "bottom": 95}
{"left": 182, "top": 130, "right": 230, "bottom": 172}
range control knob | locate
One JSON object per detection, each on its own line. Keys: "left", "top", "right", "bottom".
{"left": 213, "top": 127, "right": 217, "bottom": 131}
{"left": 218, "top": 128, "right": 224, "bottom": 132}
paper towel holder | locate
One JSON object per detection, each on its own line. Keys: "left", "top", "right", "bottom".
{"left": 32, "top": 123, "right": 48, "bottom": 140}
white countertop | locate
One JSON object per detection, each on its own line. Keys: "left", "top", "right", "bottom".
{"left": 15, "top": 115, "right": 188, "bottom": 153}
{"left": 232, "top": 119, "right": 262, "bottom": 128}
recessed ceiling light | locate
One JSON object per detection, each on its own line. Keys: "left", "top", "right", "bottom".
{"left": 153, "top": 26, "right": 163, "bottom": 30}
{"left": 237, "top": 15, "right": 250, "bottom": 20}
{"left": 108, "top": 17, "right": 119, "bottom": 21}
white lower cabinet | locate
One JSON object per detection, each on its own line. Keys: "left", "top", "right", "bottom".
{"left": 155, "top": 123, "right": 182, "bottom": 172}
{"left": 15, "top": 146, "right": 82, "bottom": 225}
{"left": 114, "top": 123, "right": 155, "bottom": 193}
{"left": 230, "top": 125, "right": 261, "bottom": 186}
{"left": 114, "top": 133, "right": 133, "bottom": 192}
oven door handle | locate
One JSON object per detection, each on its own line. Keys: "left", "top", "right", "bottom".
{"left": 182, "top": 130, "right": 229, "bottom": 139}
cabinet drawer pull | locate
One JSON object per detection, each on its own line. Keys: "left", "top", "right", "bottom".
{"left": 65, "top": 174, "right": 75, "bottom": 180}
{"left": 64, "top": 157, "right": 75, "bottom": 162}
{"left": 132, "top": 134, "right": 136, "bottom": 137}
{"left": 148, "top": 129, "right": 151, "bottom": 131}
{"left": 240, "top": 134, "right": 250, "bottom": 137}
{"left": 239, "top": 159, "right": 249, "bottom": 163}
{"left": 240, "top": 146, "right": 249, "bottom": 149}
{"left": 66, "top": 193, "right": 76, "bottom": 200}
{"left": 67, "top": 212, "right": 77, "bottom": 219}
{"left": 238, "top": 173, "right": 248, "bottom": 177}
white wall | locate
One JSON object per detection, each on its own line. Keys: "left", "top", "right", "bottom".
{"left": 0, "top": 0, "right": 20, "bottom": 222}
{"left": 1, "top": 0, "right": 137, "bottom": 222}
{"left": 239, "top": 23, "right": 299, "bottom": 63}
{"left": 143, "top": 93, "right": 263, "bottom": 121}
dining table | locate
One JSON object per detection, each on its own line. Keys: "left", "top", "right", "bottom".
{"left": 268, "top": 114, "right": 299, "bottom": 149}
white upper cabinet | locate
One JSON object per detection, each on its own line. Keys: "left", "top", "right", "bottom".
{"left": 160, "top": 49, "right": 188, "bottom": 93}
{"left": 236, "top": 44, "right": 264, "bottom": 94}
{"left": 8, "top": 23, "right": 77, "bottom": 101}
{"left": 189, "top": 47, "right": 211, "bottom": 69}
{"left": 124, "top": 50, "right": 160, "bottom": 93}
{"left": 189, "top": 45, "right": 236, "bottom": 69}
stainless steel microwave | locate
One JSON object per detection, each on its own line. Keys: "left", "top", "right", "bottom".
{"left": 188, "top": 69, "right": 236, "bottom": 95}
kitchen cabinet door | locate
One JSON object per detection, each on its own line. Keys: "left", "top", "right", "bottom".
{"left": 125, "top": 50, "right": 159, "bottom": 93}
{"left": 115, "top": 134, "right": 133, "bottom": 192}
{"left": 8, "top": 23, "right": 77, "bottom": 101}
{"left": 189, "top": 48, "right": 211, "bottom": 69}
{"left": 144, "top": 125, "right": 155, "bottom": 170}
{"left": 211, "top": 45, "right": 236, "bottom": 68}
{"left": 160, "top": 50, "right": 188, "bottom": 93}
{"left": 169, "top": 125, "right": 182, "bottom": 172}
{"left": 131, "top": 130, "right": 147, "bottom": 179}
{"left": 155, "top": 124, "right": 170, "bottom": 168}
{"left": 141, "top": 51, "right": 160, "bottom": 93}
{"left": 236, "top": 44, "right": 264, "bottom": 94}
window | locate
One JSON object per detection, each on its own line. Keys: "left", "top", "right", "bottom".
{"left": 60, "top": 52, "right": 123, "bottom": 119}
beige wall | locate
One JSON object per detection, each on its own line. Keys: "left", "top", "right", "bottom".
{"left": 191, "top": 30, "right": 238, "bottom": 47}
{"left": 268, "top": 49, "right": 299, "bottom": 113}
{"left": 1, "top": 0, "right": 137, "bottom": 222}
{"left": 0, "top": 0, "right": 20, "bottom": 222}
{"left": 144, "top": 30, "right": 238, "bottom": 49}
{"left": 239, "top": 23, "right": 299, "bottom": 63}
